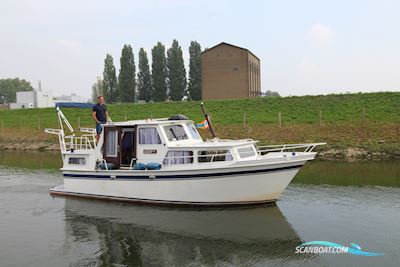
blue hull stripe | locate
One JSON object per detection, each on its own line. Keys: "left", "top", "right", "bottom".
{"left": 63, "top": 164, "right": 303, "bottom": 180}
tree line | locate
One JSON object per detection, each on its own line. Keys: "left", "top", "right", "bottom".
{"left": 92, "top": 40, "right": 202, "bottom": 103}
{"left": 0, "top": 78, "right": 33, "bottom": 104}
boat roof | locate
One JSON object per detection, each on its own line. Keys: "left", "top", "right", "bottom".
{"left": 105, "top": 118, "right": 195, "bottom": 127}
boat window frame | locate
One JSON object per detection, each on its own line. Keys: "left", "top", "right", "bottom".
{"left": 163, "top": 150, "right": 194, "bottom": 165}
{"left": 163, "top": 124, "right": 189, "bottom": 142}
{"left": 105, "top": 129, "right": 118, "bottom": 157}
{"left": 198, "top": 149, "right": 233, "bottom": 163}
{"left": 237, "top": 146, "right": 257, "bottom": 158}
{"left": 186, "top": 123, "right": 202, "bottom": 140}
{"left": 68, "top": 157, "right": 86, "bottom": 165}
{"left": 138, "top": 127, "right": 162, "bottom": 145}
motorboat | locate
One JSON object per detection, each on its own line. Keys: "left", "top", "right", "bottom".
{"left": 46, "top": 102, "right": 324, "bottom": 205}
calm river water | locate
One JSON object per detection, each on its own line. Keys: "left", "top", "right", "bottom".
{"left": 0, "top": 151, "right": 399, "bottom": 267}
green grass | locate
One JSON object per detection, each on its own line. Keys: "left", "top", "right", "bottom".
{"left": 0, "top": 92, "right": 399, "bottom": 129}
{"left": 1, "top": 92, "right": 400, "bottom": 157}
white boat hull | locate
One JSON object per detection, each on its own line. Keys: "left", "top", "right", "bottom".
{"left": 51, "top": 161, "right": 305, "bottom": 205}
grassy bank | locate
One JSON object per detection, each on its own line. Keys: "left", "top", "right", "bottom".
{"left": 0, "top": 92, "right": 399, "bottom": 159}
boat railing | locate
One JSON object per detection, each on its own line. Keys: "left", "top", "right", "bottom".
{"left": 78, "top": 127, "right": 96, "bottom": 144}
{"left": 128, "top": 143, "right": 325, "bottom": 167}
{"left": 199, "top": 152, "right": 234, "bottom": 163}
{"left": 45, "top": 127, "right": 97, "bottom": 152}
{"left": 129, "top": 158, "right": 138, "bottom": 170}
{"left": 256, "top": 143, "right": 326, "bottom": 155}
{"left": 79, "top": 127, "right": 96, "bottom": 134}
{"left": 44, "top": 128, "right": 62, "bottom": 135}
{"left": 100, "top": 159, "right": 109, "bottom": 170}
{"left": 136, "top": 151, "right": 234, "bottom": 166}
{"left": 64, "top": 135, "right": 95, "bottom": 150}
{"left": 208, "top": 138, "right": 255, "bottom": 142}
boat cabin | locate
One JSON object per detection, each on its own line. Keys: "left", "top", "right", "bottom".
{"left": 45, "top": 105, "right": 260, "bottom": 171}
{"left": 101, "top": 118, "right": 205, "bottom": 169}
{"left": 58, "top": 116, "right": 259, "bottom": 171}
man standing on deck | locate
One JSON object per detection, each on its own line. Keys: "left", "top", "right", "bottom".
{"left": 92, "top": 95, "right": 108, "bottom": 141}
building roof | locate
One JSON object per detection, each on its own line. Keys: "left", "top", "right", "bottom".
{"left": 201, "top": 42, "right": 260, "bottom": 60}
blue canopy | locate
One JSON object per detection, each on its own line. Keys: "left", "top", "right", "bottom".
{"left": 55, "top": 102, "right": 95, "bottom": 109}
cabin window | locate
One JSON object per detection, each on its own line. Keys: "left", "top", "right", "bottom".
{"left": 68, "top": 157, "right": 86, "bottom": 165}
{"left": 187, "top": 124, "right": 201, "bottom": 139}
{"left": 198, "top": 150, "right": 233, "bottom": 163}
{"left": 164, "top": 125, "right": 188, "bottom": 141}
{"left": 139, "top": 127, "right": 161, "bottom": 144}
{"left": 105, "top": 130, "right": 118, "bottom": 157}
{"left": 237, "top": 146, "right": 256, "bottom": 158}
{"left": 163, "top": 151, "right": 193, "bottom": 165}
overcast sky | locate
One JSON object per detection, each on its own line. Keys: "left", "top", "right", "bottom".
{"left": 1, "top": 0, "right": 399, "bottom": 99}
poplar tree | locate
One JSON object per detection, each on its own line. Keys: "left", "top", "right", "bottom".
{"left": 102, "top": 54, "right": 118, "bottom": 103}
{"left": 118, "top": 44, "right": 136, "bottom": 102}
{"left": 188, "top": 41, "right": 202, "bottom": 100}
{"left": 167, "top": 40, "right": 187, "bottom": 101}
{"left": 91, "top": 78, "right": 103, "bottom": 102}
{"left": 137, "top": 48, "right": 153, "bottom": 102}
{"left": 151, "top": 42, "right": 167, "bottom": 102}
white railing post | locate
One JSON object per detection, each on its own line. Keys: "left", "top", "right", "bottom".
{"left": 256, "top": 143, "right": 325, "bottom": 154}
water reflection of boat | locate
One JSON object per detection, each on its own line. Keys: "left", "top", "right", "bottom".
{"left": 64, "top": 198, "right": 309, "bottom": 266}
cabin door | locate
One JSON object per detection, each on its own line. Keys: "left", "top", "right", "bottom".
{"left": 103, "top": 127, "right": 121, "bottom": 168}
{"left": 120, "top": 127, "right": 136, "bottom": 167}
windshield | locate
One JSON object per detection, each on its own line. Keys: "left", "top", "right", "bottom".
{"left": 187, "top": 123, "right": 201, "bottom": 139}
{"left": 164, "top": 125, "right": 188, "bottom": 141}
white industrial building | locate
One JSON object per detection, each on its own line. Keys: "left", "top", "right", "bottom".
{"left": 9, "top": 89, "right": 54, "bottom": 109}
{"left": 9, "top": 80, "right": 87, "bottom": 109}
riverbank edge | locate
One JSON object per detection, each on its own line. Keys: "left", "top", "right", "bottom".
{"left": 1, "top": 141, "right": 399, "bottom": 161}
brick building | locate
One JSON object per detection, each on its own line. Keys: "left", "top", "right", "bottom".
{"left": 201, "top": 42, "right": 261, "bottom": 100}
